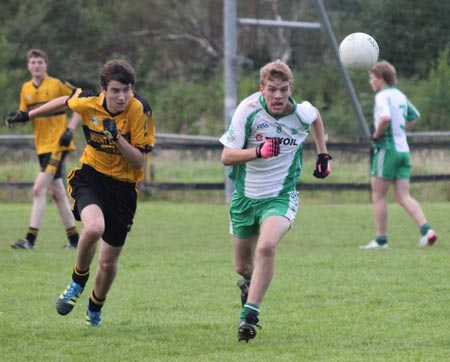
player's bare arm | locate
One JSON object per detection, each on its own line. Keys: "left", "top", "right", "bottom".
{"left": 67, "top": 112, "right": 82, "bottom": 131}
{"left": 29, "top": 96, "right": 69, "bottom": 118}
{"left": 310, "top": 109, "right": 329, "bottom": 154}
{"left": 221, "top": 146, "right": 259, "bottom": 165}
{"left": 221, "top": 139, "right": 280, "bottom": 166}
{"left": 372, "top": 115, "right": 390, "bottom": 140}
{"left": 115, "top": 138, "right": 145, "bottom": 168}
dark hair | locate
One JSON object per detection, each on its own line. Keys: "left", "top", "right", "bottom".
{"left": 27, "top": 49, "right": 48, "bottom": 64}
{"left": 100, "top": 60, "right": 136, "bottom": 89}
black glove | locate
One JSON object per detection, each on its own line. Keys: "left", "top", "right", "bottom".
{"left": 313, "top": 153, "right": 332, "bottom": 179}
{"left": 4, "top": 111, "right": 29, "bottom": 128}
{"left": 103, "top": 118, "right": 120, "bottom": 141}
{"left": 59, "top": 128, "right": 74, "bottom": 147}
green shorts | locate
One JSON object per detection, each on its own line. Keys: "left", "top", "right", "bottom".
{"left": 371, "top": 148, "right": 411, "bottom": 180}
{"left": 229, "top": 191, "right": 298, "bottom": 238}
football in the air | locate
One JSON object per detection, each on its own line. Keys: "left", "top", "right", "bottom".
{"left": 339, "top": 32, "right": 379, "bottom": 70}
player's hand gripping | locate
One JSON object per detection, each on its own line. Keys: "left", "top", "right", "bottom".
{"left": 4, "top": 111, "right": 29, "bottom": 128}
{"left": 59, "top": 128, "right": 74, "bottom": 147}
{"left": 103, "top": 118, "right": 120, "bottom": 141}
{"left": 313, "top": 153, "right": 332, "bottom": 179}
{"left": 256, "top": 138, "right": 280, "bottom": 158}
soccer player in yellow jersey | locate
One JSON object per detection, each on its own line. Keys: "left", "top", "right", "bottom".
{"left": 4, "top": 49, "right": 80, "bottom": 250}
{"left": 7, "top": 59, "right": 155, "bottom": 326}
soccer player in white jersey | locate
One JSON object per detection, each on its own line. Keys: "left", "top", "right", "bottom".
{"left": 220, "top": 59, "right": 332, "bottom": 342}
{"left": 360, "top": 60, "right": 437, "bottom": 250}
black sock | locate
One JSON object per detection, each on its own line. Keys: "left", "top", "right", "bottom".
{"left": 66, "top": 227, "right": 79, "bottom": 246}
{"left": 25, "top": 227, "right": 38, "bottom": 245}
{"left": 88, "top": 291, "right": 106, "bottom": 312}
{"left": 72, "top": 265, "right": 90, "bottom": 287}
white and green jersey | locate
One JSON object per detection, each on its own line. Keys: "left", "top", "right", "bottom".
{"left": 373, "top": 86, "right": 420, "bottom": 152}
{"left": 219, "top": 92, "right": 317, "bottom": 199}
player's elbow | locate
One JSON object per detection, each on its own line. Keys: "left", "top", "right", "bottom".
{"left": 221, "top": 154, "right": 232, "bottom": 166}
{"left": 221, "top": 149, "right": 233, "bottom": 166}
{"left": 130, "top": 153, "right": 145, "bottom": 169}
{"left": 406, "top": 119, "right": 418, "bottom": 130}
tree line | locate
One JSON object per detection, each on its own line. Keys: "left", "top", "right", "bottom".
{"left": 0, "top": 0, "right": 449, "bottom": 139}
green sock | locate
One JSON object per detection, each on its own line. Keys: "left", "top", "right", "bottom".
{"left": 375, "top": 236, "right": 388, "bottom": 245}
{"left": 420, "top": 223, "right": 431, "bottom": 236}
{"left": 240, "top": 303, "right": 259, "bottom": 320}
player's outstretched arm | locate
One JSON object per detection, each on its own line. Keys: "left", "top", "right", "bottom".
{"left": 29, "top": 96, "right": 69, "bottom": 119}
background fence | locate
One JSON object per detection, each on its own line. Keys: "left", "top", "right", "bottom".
{"left": 1, "top": 133, "right": 449, "bottom": 203}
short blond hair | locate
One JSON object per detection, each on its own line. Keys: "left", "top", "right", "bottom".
{"left": 369, "top": 60, "right": 397, "bottom": 85}
{"left": 260, "top": 59, "right": 293, "bottom": 86}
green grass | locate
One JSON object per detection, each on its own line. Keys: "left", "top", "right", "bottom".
{"left": 1, "top": 201, "right": 450, "bottom": 361}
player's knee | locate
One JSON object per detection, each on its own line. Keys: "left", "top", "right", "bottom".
{"left": 32, "top": 184, "right": 47, "bottom": 198}
{"left": 50, "top": 190, "right": 63, "bottom": 203}
{"left": 235, "top": 262, "right": 252, "bottom": 276}
{"left": 83, "top": 223, "right": 104, "bottom": 241}
{"left": 256, "top": 241, "right": 277, "bottom": 258}
{"left": 395, "top": 192, "right": 410, "bottom": 205}
{"left": 98, "top": 258, "right": 118, "bottom": 275}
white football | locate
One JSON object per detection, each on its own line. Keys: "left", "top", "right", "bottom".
{"left": 339, "top": 32, "right": 379, "bottom": 70}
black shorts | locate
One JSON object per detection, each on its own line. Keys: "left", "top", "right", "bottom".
{"left": 38, "top": 151, "right": 69, "bottom": 179}
{"left": 67, "top": 164, "right": 138, "bottom": 247}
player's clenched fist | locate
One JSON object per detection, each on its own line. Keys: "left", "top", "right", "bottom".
{"left": 59, "top": 128, "right": 74, "bottom": 147}
{"left": 103, "top": 118, "right": 120, "bottom": 141}
{"left": 256, "top": 138, "right": 280, "bottom": 158}
{"left": 313, "top": 153, "right": 332, "bottom": 179}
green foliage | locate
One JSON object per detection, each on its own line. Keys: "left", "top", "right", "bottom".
{"left": 371, "top": 0, "right": 450, "bottom": 79}
{"left": 0, "top": 38, "right": 24, "bottom": 117}
{"left": 0, "top": 0, "right": 448, "bottom": 138}
{"left": 152, "top": 74, "right": 224, "bottom": 135}
{"left": 417, "top": 47, "right": 450, "bottom": 131}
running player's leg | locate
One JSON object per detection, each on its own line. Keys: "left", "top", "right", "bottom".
{"left": 362, "top": 148, "right": 393, "bottom": 249}
{"left": 371, "top": 176, "right": 391, "bottom": 238}
{"left": 393, "top": 179, "right": 437, "bottom": 246}
{"left": 234, "top": 234, "right": 257, "bottom": 307}
{"left": 247, "top": 216, "right": 290, "bottom": 306}
{"left": 56, "top": 204, "right": 104, "bottom": 316}
{"left": 50, "top": 177, "right": 79, "bottom": 248}
{"left": 393, "top": 179, "right": 426, "bottom": 225}
{"left": 237, "top": 216, "right": 290, "bottom": 342}
{"left": 86, "top": 241, "right": 123, "bottom": 327}
{"left": 11, "top": 171, "right": 53, "bottom": 249}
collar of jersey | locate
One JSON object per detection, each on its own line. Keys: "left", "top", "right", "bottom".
{"left": 259, "top": 94, "right": 297, "bottom": 119}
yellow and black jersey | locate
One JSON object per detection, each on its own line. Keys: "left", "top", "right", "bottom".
{"left": 67, "top": 88, "right": 155, "bottom": 183}
{"left": 20, "top": 73, "right": 75, "bottom": 154}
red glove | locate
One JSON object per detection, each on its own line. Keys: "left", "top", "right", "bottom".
{"left": 256, "top": 138, "right": 281, "bottom": 158}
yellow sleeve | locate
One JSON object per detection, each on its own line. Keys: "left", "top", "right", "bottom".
{"left": 19, "top": 84, "right": 28, "bottom": 111}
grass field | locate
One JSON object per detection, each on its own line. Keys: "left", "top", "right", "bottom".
{"left": 1, "top": 201, "right": 450, "bottom": 361}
